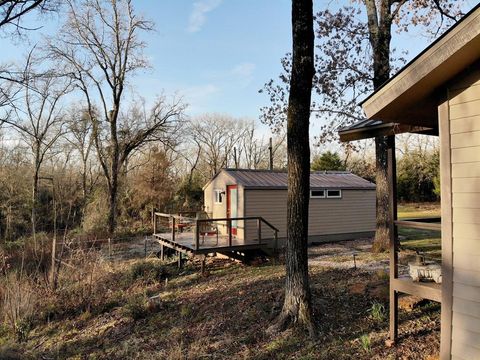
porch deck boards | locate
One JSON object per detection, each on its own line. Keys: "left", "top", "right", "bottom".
{"left": 153, "top": 231, "right": 271, "bottom": 255}
{"left": 393, "top": 276, "right": 442, "bottom": 303}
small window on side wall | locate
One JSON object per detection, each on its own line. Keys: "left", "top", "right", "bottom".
{"left": 310, "top": 190, "right": 325, "bottom": 198}
{"left": 214, "top": 189, "right": 224, "bottom": 204}
{"left": 327, "top": 189, "right": 342, "bottom": 198}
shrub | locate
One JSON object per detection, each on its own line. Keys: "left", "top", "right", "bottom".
{"left": 0, "top": 272, "right": 35, "bottom": 342}
{"left": 129, "top": 260, "right": 169, "bottom": 285}
{"left": 124, "top": 295, "right": 148, "bottom": 320}
{"left": 82, "top": 188, "right": 109, "bottom": 234}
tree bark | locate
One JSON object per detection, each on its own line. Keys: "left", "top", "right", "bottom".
{"left": 107, "top": 176, "right": 118, "bottom": 234}
{"left": 32, "top": 144, "right": 41, "bottom": 253}
{"left": 366, "top": 0, "right": 393, "bottom": 252}
{"left": 269, "top": 0, "right": 315, "bottom": 337}
{"left": 373, "top": 135, "right": 390, "bottom": 252}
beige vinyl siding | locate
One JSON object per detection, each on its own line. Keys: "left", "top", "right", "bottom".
{"left": 448, "top": 69, "right": 480, "bottom": 358}
{"left": 243, "top": 189, "right": 375, "bottom": 241}
{"left": 244, "top": 190, "right": 287, "bottom": 241}
{"left": 203, "top": 170, "right": 245, "bottom": 239}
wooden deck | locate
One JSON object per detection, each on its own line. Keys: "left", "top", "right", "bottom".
{"left": 152, "top": 213, "right": 279, "bottom": 257}
{"left": 153, "top": 231, "right": 273, "bottom": 255}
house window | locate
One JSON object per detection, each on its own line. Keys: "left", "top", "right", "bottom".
{"left": 327, "top": 189, "right": 342, "bottom": 198}
{"left": 214, "top": 189, "right": 224, "bottom": 204}
{"left": 310, "top": 190, "right": 325, "bottom": 198}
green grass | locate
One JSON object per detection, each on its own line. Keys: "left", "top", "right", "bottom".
{"left": 397, "top": 203, "right": 440, "bottom": 219}
{"left": 397, "top": 202, "right": 441, "bottom": 258}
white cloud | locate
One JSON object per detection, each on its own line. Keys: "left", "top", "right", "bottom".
{"left": 231, "top": 62, "right": 256, "bottom": 88}
{"left": 187, "top": 0, "right": 222, "bottom": 33}
{"left": 231, "top": 62, "right": 255, "bottom": 78}
{"left": 182, "top": 83, "right": 220, "bottom": 113}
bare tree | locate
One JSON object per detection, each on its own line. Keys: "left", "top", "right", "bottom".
{"left": 48, "top": 0, "right": 185, "bottom": 233}
{"left": 189, "top": 114, "right": 248, "bottom": 177}
{"left": 240, "top": 123, "right": 287, "bottom": 170}
{"left": 1, "top": 52, "right": 70, "bottom": 250}
{"left": 269, "top": 0, "right": 315, "bottom": 336}
{"left": 65, "top": 103, "right": 94, "bottom": 208}
{"left": 240, "top": 123, "right": 267, "bottom": 170}
{"left": 0, "top": 0, "right": 56, "bottom": 33}
{"left": 261, "top": 0, "right": 466, "bottom": 252}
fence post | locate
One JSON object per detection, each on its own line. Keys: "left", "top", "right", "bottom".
{"left": 195, "top": 219, "right": 200, "bottom": 250}
{"left": 257, "top": 218, "right": 262, "bottom": 244}
{"left": 171, "top": 216, "right": 176, "bottom": 242}
{"left": 274, "top": 230, "right": 278, "bottom": 253}
{"left": 144, "top": 236, "right": 147, "bottom": 258}
{"left": 177, "top": 251, "right": 182, "bottom": 269}
{"left": 108, "top": 237, "right": 111, "bottom": 258}
{"left": 228, "top": 219, "right": 232, "bottom": 247}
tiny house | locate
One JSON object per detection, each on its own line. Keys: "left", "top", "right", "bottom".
{"left": 203, "top": 169, "right": 376, "bottom": 244}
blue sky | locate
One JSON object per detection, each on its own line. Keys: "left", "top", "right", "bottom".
{"left": 0, "top": 0, "right": 477, "bottom": 136}
{"left": 137, "top": 0, "right": 292, "bottom": 117}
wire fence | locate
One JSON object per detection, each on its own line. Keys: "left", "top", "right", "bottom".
{"left": 52, "top": 235, "right": 162, "bottom": 263}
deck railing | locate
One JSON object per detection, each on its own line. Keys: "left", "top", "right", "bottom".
{"left": 153, "top": 212, "right": 279, "bottom": 251}
{"left": 394, "top": 217, "right": 441, "bottom": 231}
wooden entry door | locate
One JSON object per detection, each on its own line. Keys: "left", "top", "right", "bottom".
{"left": 226, "top": 185, "right": 238, "bottom": 236}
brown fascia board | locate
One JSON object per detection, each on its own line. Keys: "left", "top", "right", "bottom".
{"left": 338, "top": 122, "right": 436, "bottom": 142}
{"left": 361, "top": 5, "right": 480, "bottom": 124}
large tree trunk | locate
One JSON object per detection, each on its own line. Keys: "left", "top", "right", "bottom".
{"left": 32, "top": 150, "right": 41, "bottom": 253}
{"left": 107, "top": 108, "right": 120, "bottom": 235}
{"left": 107, "top": 178, "right": 118, "bottom": 234}
{"left": 373, "top": 135, "right": 390, "bottom": 252}
{"left": 367, "top": 0, "right": 393, "bottom": 252}
{"left": 269, "top": 0, "right": 315, "bottom": 337}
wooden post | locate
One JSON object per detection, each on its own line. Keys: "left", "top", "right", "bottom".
{"left": 171, "top": 216, "right": 176, "bottom": 243}
{"left": 160, "top": 244, "right": 165, "bottom": 261}
{"left": 257, "top": 218, "right": 262, "bottom": 244}
{"left": 153, "top": 212, "right": 156, "bottom": 234}
{"left": 387, "top": 135, "right": 398, "bottom": 344}
{"left": 144, "top": 236, "right": 147, "bottom": 258}
{"left": 439, "top": 100, "right": 453, "bottom": 359}
{"left": 177, "top": 251, "right": 182, "bottom": 269}
{"left": 195, "top": 219, "right": 200, "bottom": 250}
{"left": 108, "top": 237, "right": 111, "bottom": 258}
{"left": 201, "top": 255, "right": 206, "bottom": 274}
{"left": 228, "top": 219, "right": 232, "bottom": 247}
{"left": 274, "top": 230, "right": 278, "bottom": 253}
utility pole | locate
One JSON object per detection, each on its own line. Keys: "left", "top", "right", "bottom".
{"left": 269, "top": 137, "right": 274, "bottom": 170}
{"left": 234, "top": 147, "right": 239, "bottom": 169}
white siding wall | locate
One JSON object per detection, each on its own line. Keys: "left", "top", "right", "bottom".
{"left": 203, "top": 171, "right": 245, "bottom": 239}
{"left": 448, "top": 69, "right": 480, "bottom": 359}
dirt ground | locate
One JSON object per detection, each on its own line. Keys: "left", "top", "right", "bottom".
{"left": 0, "top": 237, "right": 441, "bottom": 360}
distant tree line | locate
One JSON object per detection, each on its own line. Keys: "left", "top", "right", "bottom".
{"left": 312, "top": 146, "right": 440, "bottom": 203}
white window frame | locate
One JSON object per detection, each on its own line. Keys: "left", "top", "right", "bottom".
{"left": 326, "top": 189, "right": 342, "bottom": 199}
{"left": 310, "top": 189, "right": 326, "bottom": 198}
{"left": 214, "top": 189, "right": 224, "bottom": 204}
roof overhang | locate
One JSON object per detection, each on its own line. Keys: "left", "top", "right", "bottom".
{"left": 361, "top": 5, "right": 480, "bottom": 128}
{"left": 338, "top": 121, "right": 437, "bottom": 142}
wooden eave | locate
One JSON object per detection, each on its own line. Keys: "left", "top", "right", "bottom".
{"left": 338, "top": 122, "right": 437, "bottom": 142}
{"left": 361, "top": 5, "right": 480, "bottom": 127}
